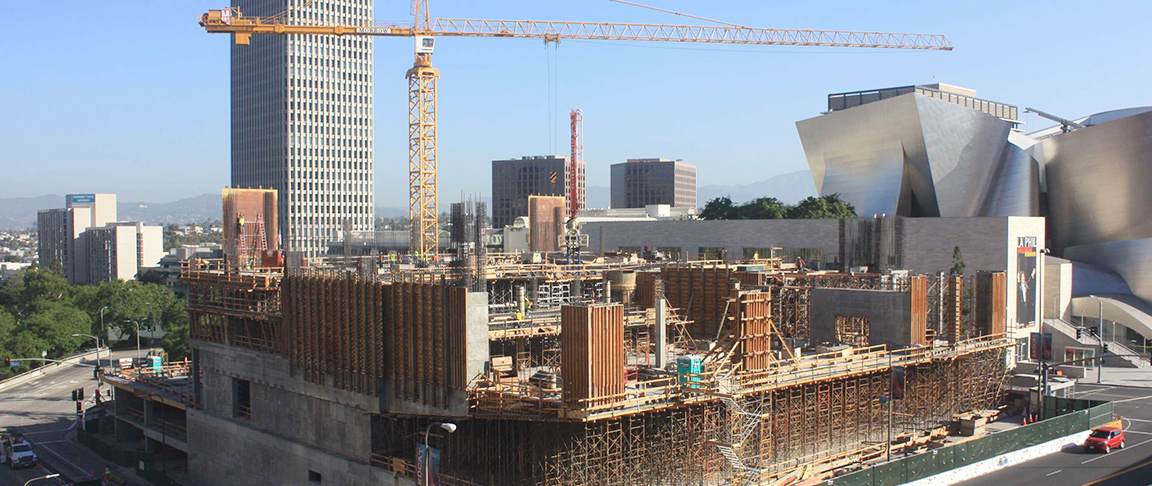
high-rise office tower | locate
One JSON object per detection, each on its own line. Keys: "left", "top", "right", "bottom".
{"left": 231, "top": 0, "right": 374, "bottom": 258}
{"left": 610, "top": 158, "right": 697, "bottom": 209}
{"left": 491, "top": 156, "right": 570, "bottom": 229}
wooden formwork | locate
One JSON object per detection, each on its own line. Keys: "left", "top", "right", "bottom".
{"left": 945, "top": 276, "right": 963, "bottom": 344}
{"left": 661, "top": 265, "right": 735, "bottom": 339}
{"left": 561, "top": 304, "right": 625, "bottom": 407}
{"left": 910, "top": 275, "right": 929, "bottom": 346}
{"left": 737, "top": 290, "right": 773, "bottom": 372}
{"left": 634, "top": 270, "right": 659, "bottom": 308}
{"left": 280, "top": 270, "right": 470, "bottom": 405}
{"left": 282, "top": 271, "right": 388, "bottom": 395}
{"left": 974, "top": 271, "right": 1007, "bottom": 337}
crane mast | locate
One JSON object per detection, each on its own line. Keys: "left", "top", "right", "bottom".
{"left": 569, "top": 109, "right": 584, "bottom": 220}
{"left": 408, "top": 0, "right": 439, "bottom": 258}
{"left": 199, "top": 4, "right": 952, "bottom": 259}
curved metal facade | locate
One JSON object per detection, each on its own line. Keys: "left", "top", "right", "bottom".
{"left": 1034, "top": 109, "right": 1152, "bottom": 254}
{"left": 796, "top": 93, "right": 1041, "bottom": 218}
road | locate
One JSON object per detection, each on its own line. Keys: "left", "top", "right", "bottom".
{"left": 957, "top": 383, "right": 1152, "bottom": 486}
{"left": 0, "top": 349, "right": 149, "bottom": 486}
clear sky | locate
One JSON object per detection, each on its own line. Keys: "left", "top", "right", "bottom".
{"left": 2, "top": 1, "right": 1150, "bottom": 206}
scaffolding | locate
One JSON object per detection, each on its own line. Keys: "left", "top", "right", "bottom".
{"left": 183, "top": 257, "right": 1013, "bottom": 486}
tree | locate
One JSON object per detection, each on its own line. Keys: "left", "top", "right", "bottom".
{"left": 2, "top": 255, "right": 20, "bottom": 263}
{"left": 699, "top": 196, "right": 739, "bottom": 220}
{"left": 163, "top": 318, "right": 190, "bottom": 362}
{"left": 950, "top": 245, "right": 966, "bottom": 276}
{"left": 137, "top": 269, "right": 167, "bottom": 286}
{"left": 740, "top": 197, "right": 789, "bottom": 220}
{"left": 789, "top": 194, "right": 857, "bottom": 219}
{"left": 21, "top": 301, "right": 90, "bottom": 356}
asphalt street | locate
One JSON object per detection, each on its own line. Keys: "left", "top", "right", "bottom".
{"left": 957, "top": 383, "right": 1152, "bottom": 486}
{"left": 0, "top": 349, "right": 150, "bottom": 486}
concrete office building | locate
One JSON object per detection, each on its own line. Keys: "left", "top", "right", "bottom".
{"left": 36, "top": 193, "right": 118, "bottom": 283}
{"left": 610, "top": 158, "right": 696, "bottom": 209}
{"left": 491, "top": 156, "right": 570, "bottom": 229}
{"left": 230, "top": 0, "right": 374, "bottom": 258}
{"left": 85, "top": 222, "right": 164, "bottom": 283}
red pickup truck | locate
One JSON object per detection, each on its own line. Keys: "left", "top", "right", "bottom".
{"left": 1084, "top": 426, "right": 1125, "bottom": 453}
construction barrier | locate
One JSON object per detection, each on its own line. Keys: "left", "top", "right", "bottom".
{"left": 824, "top": 398, "right": 1113, "bottom": 486}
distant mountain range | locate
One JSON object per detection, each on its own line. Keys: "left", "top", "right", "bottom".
{"left": 584, "top": 169, "right": 818, "bottom": 208}
{"left": 0, "top": 171, "right": 817, "bottom": 231}
{"left": 0, "top": 194, "right": 228, "bottom": 231}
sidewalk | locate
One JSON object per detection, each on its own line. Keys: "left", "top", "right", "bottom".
{"left": 1092, "top": 367, "right": 1152, "bottom": 388}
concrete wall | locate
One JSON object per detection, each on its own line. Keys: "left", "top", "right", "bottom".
{"left": 193, "top": 341, "right": 379, "bottom": 474}
{"left": 187, "top": 408, "right": 413, "bottom": 486}
{"left": 584, "top": 219, "right": 841, "bottom": 261}
{"left": 809, "top": 288, "right": 912, "bottom": 349}
{"left": 1044, "top": 259, "right": 1073, "bottom": 321}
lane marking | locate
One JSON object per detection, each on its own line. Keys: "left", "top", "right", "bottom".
{"left": 1080, "top": 456, "right": 1152, "bottom": 486}
{"left": 1046, "top": 469, "right": 1062, "bottom": 476}
{"left": 1113, "top": 395, "right": 1152, "bottom": 404}
{"left": 1070, "top": 386, "right": 1116, "bottom": 396}
{"left": 1081, "top": 437, "right": 1152, "bottom": 464}
{"left": 35, "top": 443, "right": 90, "bottom": 476}
{"left": 20, "top": 427, "right": 75, "bottom": 436}
{"left": 1124, "top": 417, "right": 1152, "bottom": 423}
{"left": 1121, "top": 430, "right": 1152, "bottom": 435}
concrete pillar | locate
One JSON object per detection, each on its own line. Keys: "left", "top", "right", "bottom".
{"left": 144, "top": 399, "right": 155, "bottom": 427}
{"left": 655, "top": 298, "right": 668, "bottom": 369}
{"left": 516, "top": 285, "right": 526, "bottom": 315}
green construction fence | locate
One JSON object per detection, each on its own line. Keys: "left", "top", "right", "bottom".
{"left": 823, "top": 398, "right": 1112, "bottom": 486}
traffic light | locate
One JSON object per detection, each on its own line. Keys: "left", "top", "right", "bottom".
{"left": 1077, "top": 328, "right": 1084, "bottom": 339}
{"left": 71, "top": 389, "right": 78, "bottom": 401}
{"left": 77, "top": 387, "right": 85, "bottom": 401}
{"left": 1103, "top": 344, "right": 1111, "bottom": 353}
{"left": 3, "top": 358, "right": 9, "bottom": 367}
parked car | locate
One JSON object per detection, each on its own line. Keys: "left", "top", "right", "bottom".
{"left": 1084, "top": 426, "right": 1125, "bottom": 453}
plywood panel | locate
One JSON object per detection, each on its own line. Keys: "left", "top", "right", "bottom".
{"left": 561, "top": 304, "right": 625, "bottom": 406}
{"left": 910, "top": 275, "right": 928, "bottom": 346}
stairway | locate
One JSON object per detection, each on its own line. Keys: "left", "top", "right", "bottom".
{"left": 1045, "top": 319, "right": 1149, "bottom": 369}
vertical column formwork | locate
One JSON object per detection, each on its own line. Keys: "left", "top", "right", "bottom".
{"left": 561, "top": 304, "right": 625, "bottom": 407}
{"left": 737, "top": 290, "right": 772, "bottom": 372}
{"left": 975, "top": 271, "right": 1007, "bottom": 337}
{"left": 945, "top": 276, "right": 963, "bottom": 344}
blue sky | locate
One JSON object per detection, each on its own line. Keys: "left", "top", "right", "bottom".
{"left": 2, "top": 1, "right": 1150, "bottom": 206}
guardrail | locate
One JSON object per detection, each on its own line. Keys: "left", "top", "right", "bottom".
{"left": 0, "top": 348, "right": 106, "bottom": 390}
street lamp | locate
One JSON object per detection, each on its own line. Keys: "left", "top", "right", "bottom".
{"left": 125, "top": 318, "right": 149, "bottom": 360}
{"left": 423, "top": 422, "right": 457, "bottom": 486}
{"left": 1089, "top": 295, "right": 1103, "bottom": 383}
{"left": 72, "top": 333, "right": 102, "bottom": 374}
{"left": 24, "top": 474, "right": 60, "bottom": 486}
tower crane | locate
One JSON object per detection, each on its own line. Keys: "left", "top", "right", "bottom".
{"left": 200, "top": 1, "right": 953, "bottom": 258}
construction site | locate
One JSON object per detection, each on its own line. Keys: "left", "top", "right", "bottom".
{"left": 171, "top": 3, "right": 1029, "bottom": 486}
{"left": 174, "top": 192, "right": 1013, "bottom": 486}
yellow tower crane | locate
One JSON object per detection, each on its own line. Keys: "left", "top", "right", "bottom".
{"left": 200, "top": 1, "right": 952, "bottom": 258}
